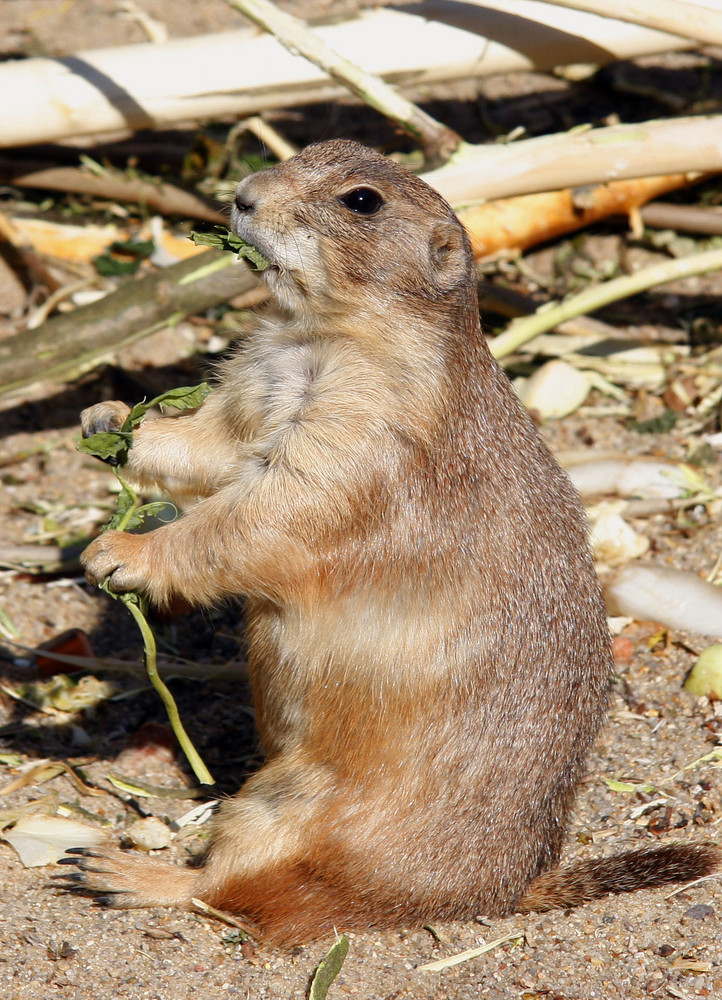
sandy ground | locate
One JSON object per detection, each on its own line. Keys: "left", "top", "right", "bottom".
{"left": 0, "top": 3, "right": 721, "bottom": 999}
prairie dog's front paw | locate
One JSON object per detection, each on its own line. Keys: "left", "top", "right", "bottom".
{"left": 81, "top": 400, "right": 131, "bottom": 437}
{"left": 81, "top": 531, "right": 151, "bottom": 594}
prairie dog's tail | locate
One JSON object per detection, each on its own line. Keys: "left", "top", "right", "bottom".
{"left": 519, "top": 843, "right": 721, "bottom": 913}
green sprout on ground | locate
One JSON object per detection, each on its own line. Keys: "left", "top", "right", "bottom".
{"left": 79, "top": 384, "right": 215, "bottom": 786}
{"left": 309, "top": 935, "right": 349, "bottom": 1000}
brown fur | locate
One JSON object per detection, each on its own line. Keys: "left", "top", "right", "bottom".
{"left": 71, "top": 140, "right": 720, "bottom": 945}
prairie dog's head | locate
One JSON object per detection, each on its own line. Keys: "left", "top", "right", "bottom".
{"left": 230, "top": 140, "right": 473, "bottom": 319}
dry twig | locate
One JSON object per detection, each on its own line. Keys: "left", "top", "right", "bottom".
{"left": 223, "top": 0, "right": 460, "bottom": 165}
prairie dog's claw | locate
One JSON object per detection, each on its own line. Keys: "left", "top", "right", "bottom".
{"left": 81, "top": 531, "right": 148, "bottom": 594}
{"left": 81, "top": 400, "right": 132, "bottom": 438}
{"left": 55, "top": 846, "right": 198, "bottom": 909}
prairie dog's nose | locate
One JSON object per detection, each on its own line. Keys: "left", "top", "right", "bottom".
{"left": 233, "top": 179, "right": 258, "bottom": 214}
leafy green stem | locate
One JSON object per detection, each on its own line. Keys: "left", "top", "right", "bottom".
{"left": 80, "top": 383, "right": 215, "bottom": 786}
{"left": 120, "top": 594, "right": 214, "bottom": 786}
{"left": 112, "top": 470, "right": 140, "bottom": 533}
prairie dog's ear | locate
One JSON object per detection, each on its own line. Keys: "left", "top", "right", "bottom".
{"left": 429, "top": 221, "right": 469, "bottom": 288}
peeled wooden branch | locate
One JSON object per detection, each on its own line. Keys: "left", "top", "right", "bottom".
{"left": 10, "top": 118, "right": 722, "bottom": 227}
{"left": 5, "top": 128, "right": 722, "bottom": 395}
{"left": 423, "top": 116, "right": 722, "bottom": 205}
{"left": 9, "top": 217, "right": 204, "bottom": 266}
{"left": 8, "top": 172, "right": 705, "bottom": 276}
{"left": 549, "top": 0, "right": 722, "bottom": 47}
{"left": 0, "top": 0, "right": 695, "bottom": 149}
{"left": 640, "top": 202, "right": 722, "bottom": 235}
{"left": 0, "top": 252, "right": 255, "bottom": 395}
{"left": 457, "top": 173, "right": 704, "bottom": 257}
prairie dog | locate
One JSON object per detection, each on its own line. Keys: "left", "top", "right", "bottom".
{"left": 70, "top": 140, "right": 720, "bottom": 944}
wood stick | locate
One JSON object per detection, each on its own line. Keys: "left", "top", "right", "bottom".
{"left": 547, "top": 0, "right": 722, "bottom": 46}
{"left": 8, "top": 118, "right": 722, "bottom": 225}
{"left": 0, "top": 162, "right": 226, "bottom": 223}
{"left": 0, "top": 2, "right": 694, "bottom": 149}
{"left": 0, "top": 252, "right": 255, "bottom": 396}
{"left": 490, "top": 245, "right": 722, "bottom": 359}
{"left": 640, "top": 202, "right": 722, "bottom": 235}
{"left": 422, "top": 117, "right": 722, "bottom": 205}
{"left": 224, "top": 0, "right": 460, "bottom": 165}
{"left": 457, "top": 173, "right": 704, "bottom": 257}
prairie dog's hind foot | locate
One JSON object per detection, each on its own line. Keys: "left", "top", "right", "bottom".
{"left": 57, "top": 846, "right": 198, "bottom": 910}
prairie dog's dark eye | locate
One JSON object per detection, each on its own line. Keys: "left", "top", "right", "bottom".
{"left": 338, "top": 187, "right": 384, "bottom": 215}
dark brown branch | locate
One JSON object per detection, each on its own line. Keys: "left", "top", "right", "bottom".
{"left": 0, "top": 252, "right": 256, "bottom": 395}
{"left": 1, "top": 160, "right": 226, "bottom": 223}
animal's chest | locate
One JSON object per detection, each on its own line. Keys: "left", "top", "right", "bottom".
{"left": 228, "top": 339, "right": 334, "bottom": 442}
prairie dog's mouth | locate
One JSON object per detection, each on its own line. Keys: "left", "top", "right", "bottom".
{"left": 229, "top": 219, "right": 276, "bottom": 274}
{"left": 228, "top": 232, "right": 271, "bottom": 273}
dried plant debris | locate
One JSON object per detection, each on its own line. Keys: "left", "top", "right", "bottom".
{"left": 126, "top": 816, "right": 172, "bottom": 852}
{"left": 3, "top": 815, "right": 105, "bottom": 868}
{"left": 604, "top": 565, "right": 722, "bottom": 638}
{"left": 3, "top": 674, "right": 117, "bottom": 714}
{"left": 419, "top": 931, "right": 524, "bottom": 972}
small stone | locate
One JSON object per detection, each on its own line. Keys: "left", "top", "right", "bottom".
{"left": 515, "top": 359, "right": 590, "bottom": 420}
{"left": 127, "top": 816, "right": 172, "bottom": 852}
{"left": 683, "top": 903, "right": 714, "bottom": 920}
{"left": 612, "top": 635, "right": 635, "bottom": 666}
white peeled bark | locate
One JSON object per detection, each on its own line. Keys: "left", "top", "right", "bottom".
{"left": 605, "top": 565, "right": 722, "bottom": 638}
{"left": 0, "top": 0, "right": 697, "bottom": 148}
{"left": 547, "top": 0, "right": 722, "bottom": 46}
{"left": 422, "top": 116, "right": 722, "bottom": 205}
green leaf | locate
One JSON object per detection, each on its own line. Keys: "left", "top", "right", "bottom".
{"left": 190, "top": 230, "right": 230, "bottom": 252}
{"left": 121, "top": 383, "right": 212, "bottom": 435}
{"left": 77, "top": 430, "right": 132, "bottom": 464}
{"left": 80, "top": 385, "right": 212, "bottom": 468}
{"left": 121, "top": 501, "right": 177, "bottom": 532}
{"left": 126, "top": 401, "right": 151, "bottom": 428}
{"left": 191, "top": 228, "right": 270, "bottom": 271}
{"left": 603, "top": 778, "right": 657, "bottom": 794}
{"left": 93, "top": 238, "right": 155, "bottom": 277}
{"left": 146, "top": 382, "right": 212, "bottom": 413}
{"left": 683, "top": 747, "right": 722, "bottom": 771}
{"left": 684, "top": 644, "right": 722, "bottom": 698}
{"left": 105, "top": 483, "right": 138, "bottom": 531}
{"left": 309, "top": 935, "right": 349, "bottom": 1000}
{"left": 629, "top": 410, "right": 678, "bottom": 434}
{"left": 0, "top": 753, "right": 24, "bottom": 768}
{"left": 106, "top": 773, "right": 158, "bottom": 797}
{"left": 109, "top": 239, "right": 155, "bottom": 259}
{"left": 78, "top": 381, "right": 215, "bottom": 787}
{"left": 604, "top": 778, "right": 637, "bottom": 793}
{"left": 93, "top": 255, "right": 142, "bottom": 277}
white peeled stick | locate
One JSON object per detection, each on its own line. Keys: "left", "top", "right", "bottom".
{"left": 604, "top": 564, "right": 722, "bottom": 638}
